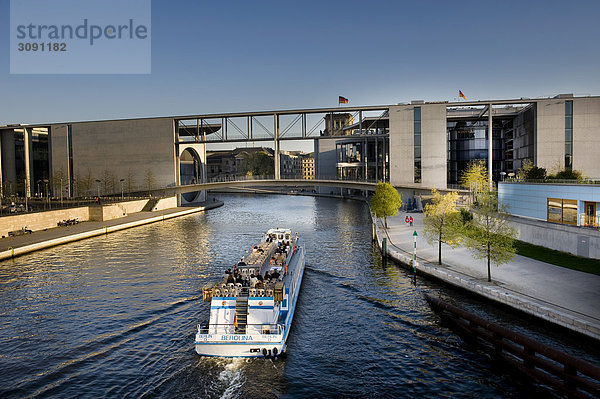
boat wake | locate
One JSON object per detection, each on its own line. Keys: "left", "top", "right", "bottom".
{"left": 217, "top": 359, "right": 246, "bottom": 399}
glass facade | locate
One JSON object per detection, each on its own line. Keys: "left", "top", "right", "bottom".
{"left": 31, "top": 128, "right": 50, "bottom": 196}
{"left": 336, "top": 137, "right": 388, "bottom": 182}
{"left": 447, "top": 119, "right": 506, "bottom": 185}
{"left": 547, "top": 198, "right": 577, "bottom": 225}
{"left": 565, "top": 100, "right": 573, "bottom": 170}
{"left": 414, "top": 107, "right": 421, "bottom": 183}
{"left": 3, "top": 127, "right": 50, "bottom": 196}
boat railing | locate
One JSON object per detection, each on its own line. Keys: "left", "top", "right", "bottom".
{"left": 197, "top": 323, "right": 284, "bottom": 335}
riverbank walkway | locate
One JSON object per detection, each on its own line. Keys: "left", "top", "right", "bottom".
{"left": 0, "top": 200, "right": 223, "bottom": 261}
{"left": 377, "top": 212, "right": 600, "bottom": 341}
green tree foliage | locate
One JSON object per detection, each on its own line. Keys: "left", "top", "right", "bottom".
{"left": 370, "top": 181, "right": 402, "bottom": 228}
{"left": 516, "top": 160, "right": 546, "bottom": 181}
{"left": 423, "top": 189, "right": 462, "bottom": 265}
{"left": 547, "top": 168, "right": 584, "bottom": 182}
{"left": 460, "top": 160, "right": 488, "bottom": 193}
{"left": 240, "top": 152, "right": 274, "bottom": 176}
{"left": 463, "top": 192, "right": 516, "bottom": 282}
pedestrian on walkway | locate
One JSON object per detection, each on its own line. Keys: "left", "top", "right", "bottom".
{"left": 409, "top": 216, "right": 413, "bottom": 226}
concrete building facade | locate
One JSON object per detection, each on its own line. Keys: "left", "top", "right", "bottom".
{"left": 1, "top": 94, "right": 599, "bottom": 203}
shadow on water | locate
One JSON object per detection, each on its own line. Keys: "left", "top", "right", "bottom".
{"left": 0, "top": 193, "right": 597, "bottom": 398}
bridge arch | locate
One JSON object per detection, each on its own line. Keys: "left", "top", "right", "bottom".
{"left": 179, "top": 147, "right": 204, "bottom": 203}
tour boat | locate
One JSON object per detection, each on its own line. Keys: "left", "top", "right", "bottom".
{"left": 195, "top": 228, "right": 305, "bottom": 358}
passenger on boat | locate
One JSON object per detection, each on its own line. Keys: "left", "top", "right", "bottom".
{"left": 271, "top": 270, "right": 280, "bottom": 280}
{"left": 227, "top": 273, "right": 235, "bottom": 284}
{"left": 264, "top": 271, "right": 271, "bottom": 282}
{"left": 223, "top": 269, "right": 231, "bottom": 281}
{"left": 250, "top": 274, "right": 258, "bottom": 288}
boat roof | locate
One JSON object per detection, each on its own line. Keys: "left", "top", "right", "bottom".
{"left": 266, "top": 228, "right": 292, "bottom": 234}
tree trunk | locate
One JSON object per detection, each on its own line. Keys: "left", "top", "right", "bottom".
{"left": 384, "top": 216, "right": 387, "bottom": 229}
{"left": 487, "top": 242, "right": 491, "bottom": 282}
{"left": 438, "top": 231, "right": 442, "bottom": 265}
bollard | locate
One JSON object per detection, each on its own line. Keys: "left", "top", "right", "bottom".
{"left": 371, "top": 219, "right": 376, "bottom": 242}
{"left": 382, "top": 237, "right": 387, "bottom": 259}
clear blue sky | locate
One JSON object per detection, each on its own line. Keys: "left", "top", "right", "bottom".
{"left": 1, "top": 0, "right": 599, "bottom": 125}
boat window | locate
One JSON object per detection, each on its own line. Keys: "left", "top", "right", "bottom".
{"left": 278, "top": 234, "right": 283, "bottom": 239}
{"left": 285, "top": 234, "right": 290, "bottom": 240}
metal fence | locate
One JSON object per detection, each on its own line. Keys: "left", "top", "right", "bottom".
{"left": 0, "top": 195, "right": 153, "bottom": 217}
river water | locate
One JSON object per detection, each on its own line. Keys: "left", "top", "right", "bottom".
{"left": 0, "top": 194, "right": 597, "bottom": 398}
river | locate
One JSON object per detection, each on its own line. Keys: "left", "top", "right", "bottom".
{"left": 0, "top": 194, "right": 597, "bottom": 398}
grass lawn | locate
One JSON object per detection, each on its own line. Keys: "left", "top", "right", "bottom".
{"left": 514, "top": 240, "right": 600, "bottom": 276}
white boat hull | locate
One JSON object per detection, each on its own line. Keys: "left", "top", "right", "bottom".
{"left": 194, "top": 340, "right": 286, "bottom": 358}
{"left": 195, "top": 229, "right": 304, "bottom": 358}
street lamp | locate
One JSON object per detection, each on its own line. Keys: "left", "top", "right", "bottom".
{"left": 43, "top": 179, "right": 49, "bottom": 209}
{"left": 120, "top": 179, "right": 125, "bottom": 200}
{"left": 500, "top": 172, "right": 507, "bottom": 181}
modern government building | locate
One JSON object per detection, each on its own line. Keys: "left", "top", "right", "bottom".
{"left": 1, "top": 93, "right": 599, "bottom": 207}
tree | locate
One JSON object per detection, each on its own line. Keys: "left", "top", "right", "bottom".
{"left": 423, "top": 189, "right": 462, "bottom": 265}
{"left": 463, "top": 191, "right": 516, "bottom": 282}
{"left": 144, "top": 169, "right": 156, "bottom": 195}
{"left": 548, "top": 168, "right": 584, "bottom": 182}
{"left": 126, "top": 169, "right": 135, "bottom": 196}
{"left": 460, "top": 160, "right": 488, "bottom": 194}
{"left": 78, "top": 168, "right": 94, "bottom": 197}
{"left": 102, "top": 169, "right": 116, "bottom": 195}
{"left": 516, "top": 160, "right": 546, "bottom": 181}
{"left": 240, "top": 151, "right": 274, "bottom": 177}
{"left": 50, "top": 168, "right": 67, "bottom": 198}
{"left": 370, "top": 181, "right": 402, "bottom": 229}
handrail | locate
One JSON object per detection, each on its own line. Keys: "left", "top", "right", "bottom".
{"left": 197, "top": 323, "right": 284, "bottom": 335}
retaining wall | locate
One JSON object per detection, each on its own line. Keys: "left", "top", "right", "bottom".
{"left": 373, "top": 220, "right": 600, "bottom": 341}
{"left": 0, "top": 207, "right": 90, "bottom": 238}
{"left": 0, "top": 197, "right": 179, "bottom": 232}
{"left": 509, "top": 216, "right": 600, "bottom": 259}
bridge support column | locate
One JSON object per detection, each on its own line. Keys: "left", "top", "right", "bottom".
{"left": 274, "top": 114, "right": 280, "bottom": 180}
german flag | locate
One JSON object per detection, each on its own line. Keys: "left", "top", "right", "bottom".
{"left": 338, "top": 96, "right": 348, "bottom": 104}
{"left": 458, "top": 90, "right": 467, "bottom": 100}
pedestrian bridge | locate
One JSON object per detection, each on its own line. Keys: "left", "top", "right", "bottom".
{"left": 156, "top": 178, "right": 378, "bottom": 197}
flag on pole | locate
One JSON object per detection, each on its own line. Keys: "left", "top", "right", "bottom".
{"left": 338, "top": 96, "right": 348, "bottom": 104}
{"left": 458, "top": 90, "right": 467, "bottom": 100}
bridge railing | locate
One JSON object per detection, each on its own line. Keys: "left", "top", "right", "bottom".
{"left": 204, "top": 174, "right": 380, "bottom": 184}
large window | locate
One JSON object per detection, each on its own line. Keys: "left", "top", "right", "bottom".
{"left": 565, "top": 100, "right": 573, "bottom": 170}
{"left": 547, "top": 198, "right": 577, "bottom": 225}
{"left": 414, "top": 107, "right": 421, "bottom": 183}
